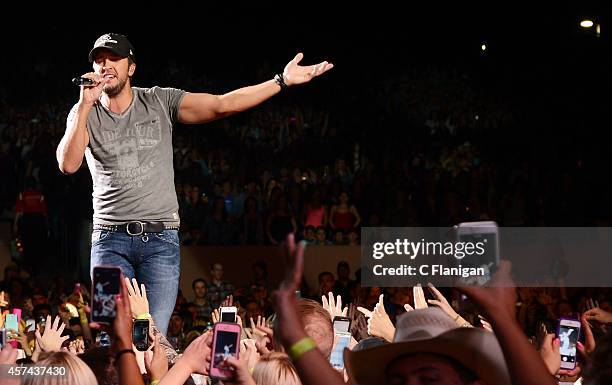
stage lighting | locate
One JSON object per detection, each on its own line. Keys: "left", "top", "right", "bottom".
{"left": 481, "top": 44, "right": 486, "bottom": 51}
{"left": 580, "top": 19, "right": 594, "bottom": 28}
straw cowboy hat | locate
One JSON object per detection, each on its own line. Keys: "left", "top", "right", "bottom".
{"left": 344, "top": 307, "right": 511, "bottom": 385}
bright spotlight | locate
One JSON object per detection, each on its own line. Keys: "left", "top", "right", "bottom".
{"left": 481, "top": 44, "right": 487, "bottom": 51}
{"left": 580, "top": 19, "right": 594, "bottom": 28}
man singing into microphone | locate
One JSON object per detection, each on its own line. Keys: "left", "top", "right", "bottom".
{"left": 56, "top": 33, "right": 333, "bottom": 334}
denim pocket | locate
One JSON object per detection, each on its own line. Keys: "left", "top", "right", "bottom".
{"left": 154, "top": 230, "right": 180, "bottom": 247}
{"left": 91, "top": 230, "right": 111, "bottom": 246}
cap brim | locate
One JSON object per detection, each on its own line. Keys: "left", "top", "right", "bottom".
{"left": 344, "top": 328, "right": 511, "bottom": 385}
{"left": 88, "top": 46, "right": 129, "bottom": 62}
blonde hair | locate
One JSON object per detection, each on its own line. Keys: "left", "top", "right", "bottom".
{"left": 23, "top": 351, "right": 98, "bottom": 385}
{"left": 252, "top": 352, "right": 301, "bottom": 385}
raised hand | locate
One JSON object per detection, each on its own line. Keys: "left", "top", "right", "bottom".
{"left": 322, "top": 292, "right": 348, "bottom": 320}
{"left": 246, "top": 316, "right": 268, "bottom": 342}
{"left": 125, "top": 277, "right": 150, "bottom": 320}
{"left": 35, "top": 315, "right": 69, "bottom": 352}
{"left": 178, "top": 331, "right": 213, "bottom": 375}
{"left": 221, "top": 295, "right": 234, "bottom": 307}
{"left": 239, "top": 338, "right": 260, "bottom": 375}
{"left": 145, "top": 335, "right": 168, "bottom": 382}
{"left": 271, "top": 233, "right": 312, "bottom": 348}
{"left": 455, "top": 260, "right": 517, "bottom": 322}
{"left": 538, "top": 333, "right": 560, "bottom": 375}
{"left": 67, "top": 338, "right": 85, "bottom": 355}
{"left": 579, "top": 313, "right": 596, "bottom": 358}
{"left": 218, "top": 355, "right": 256, "bottom": 385}
{"left": 78, "top": 72, "right": 106, "bottom": 106}
{"left": 9, "top": 329, "right": 32, "bottom": 356}
{"left": 412, "top": 284, "right": 428, "bottom": 309}
{"left": 584, "top": 307, "right": 612, "bottom": 325}
{"left": 0, "top": 343, "right": 18, "bottom": 364}
{"left": 427, "top": 283, "right": 472, "bottom": 326}
{"left": 282, "top": 53, "right": 334, "bottom": 87}
{"left": 357, "top": 294, "right": 395, "bottom": 342}
{"left": 113, "top": 275, "right": 134, "bottom": 351}
{"left": 0, "top": 291, "right": 8, "bottom": 308}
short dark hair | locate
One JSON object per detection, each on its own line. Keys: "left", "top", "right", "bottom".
{"left": 318, "top": 271, "right": 334, "bottom": 282}
{"left": 33, "top": 304, "right": 52, "bottom": 318}
{"left": 192, "top": 278, "right": 207, "bottom": 290}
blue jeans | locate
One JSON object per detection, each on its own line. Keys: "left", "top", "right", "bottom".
{"left": 90, "top": 229, "right": 180, "bottom": 335}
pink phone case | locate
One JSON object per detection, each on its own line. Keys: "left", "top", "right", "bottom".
{"left": 12, "top": 309, "right": 22, "bottom": 324}
{"left": 209, "top": 322, "right": 241, "bottom": 380}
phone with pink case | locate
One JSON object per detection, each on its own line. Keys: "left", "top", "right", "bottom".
{"left": 209, "top": 322, "right": 241, "bottom": 380}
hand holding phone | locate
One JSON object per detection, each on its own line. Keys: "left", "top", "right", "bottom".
{"left": 558, "top": 317, "right": 581, "bottom": 370}
{"left": 133, "top": 319, "right": 150, "bottom": 351}
{"left": 210, "top": 322, "right": 241, "bottom": 380}
{"left": 333, "top": 316, "right": 351, "bottom": 333}
{"left": 25, "top": 319, "right": 36, "bottom": 333}
{"left": 220, "top": 307, "right": 237, "bottom": 323}
{"left": 4, "top": 314, "right": 18, "bottom": 333}
{"left": 91, "top": 266, "right": 121, "bottom": 324}
{"left": 454, "top": 221, "right": 500, "bottom": 286}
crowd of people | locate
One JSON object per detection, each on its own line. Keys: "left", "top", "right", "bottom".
{"left": 1, "top": 235, "right": 611, "bottom": 385}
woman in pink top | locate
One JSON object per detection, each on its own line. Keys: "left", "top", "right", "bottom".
{"left": 303, "top": 188, "right": 328, "bottom": 228}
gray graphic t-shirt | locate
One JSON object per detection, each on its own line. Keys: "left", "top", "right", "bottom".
{"left": 74, "top": 86, "right": 186, "bottom": 225}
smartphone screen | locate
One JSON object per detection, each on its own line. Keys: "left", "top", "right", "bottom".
{"left": 91, "top": 266, "right": 121, "bottom": 324}
{"left": 333, "top": 317, "right": 351, "bottom": 333}
{"left": 5, "top": 314, "right": 18, "bottom": 332}
{"left": 220, "top": 307, "right": 237, "bottom": 323}
{"left": 97, "top": 331, "right": 111, "bottom": 347}
{"left": 330, "top": 332, "right": 351, "bottom": 369}
{"left": 25, "top": 319, "right": 36, "bottom": 333}
{"left": 213, "top": 330, "right": 239, "bottom": 368}
{"left": 455, "top": 221, "right": 499, "bottom": 286}
{"left": 133, "top": 319, "right": 149, "bottom": 351}
{"left": 559, "top": 321, "right": 580, "bottom": 368}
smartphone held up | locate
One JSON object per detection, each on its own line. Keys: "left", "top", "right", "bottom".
{"left": 133, "top": 319, "right": 150, "bottom": 351}
{"left": 91, "top": 266, "right": 121, "bottom": 324}
{"left": 558, "top": 317, "right": 581, "bottom": 370}
{"left": 209, "top": 322, "right": 241, "bottom": 380}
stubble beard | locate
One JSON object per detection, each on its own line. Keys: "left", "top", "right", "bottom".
{"left": 104, "top": 76, "right": 128, "bottom": 97}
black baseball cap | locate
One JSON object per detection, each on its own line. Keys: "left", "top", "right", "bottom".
{"left": 88, "top": 33, "right": 135, "bottom": 63}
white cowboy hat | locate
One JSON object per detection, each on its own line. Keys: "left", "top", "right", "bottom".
{"left": 344, "top": 307, "right": 511, "bottom": 385}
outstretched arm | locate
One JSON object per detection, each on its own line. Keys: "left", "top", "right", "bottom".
{"left": 178, "top": 53, "right": 333, "bottom": 124}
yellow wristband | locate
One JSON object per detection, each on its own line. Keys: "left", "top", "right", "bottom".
{"left": 288, "top": 337, "right": 316, "bottom": 361}
{"left": 150, "top": 380, "right": 160, "bottom": 385}
{"left": 136, "top": 313, "right": 152, "bottom": 320}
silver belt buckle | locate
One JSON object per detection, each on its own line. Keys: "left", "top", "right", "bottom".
{"left": 126, "top": 221, "right": 145, "bottom": 236}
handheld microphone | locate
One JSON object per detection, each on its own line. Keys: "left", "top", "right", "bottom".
{"left": 72, "top": 77, "right": 96, "bottom": 86}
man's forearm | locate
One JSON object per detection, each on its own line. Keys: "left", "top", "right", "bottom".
{"left": 57, "top": 102, "right": 91, "bottom": 174}
{"left": 218, "top": 79, "right": 281, "bottom": 115}
{"left": 489, "top": 315, "right": 557, "bottom": 385}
